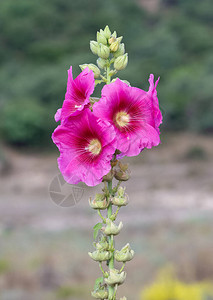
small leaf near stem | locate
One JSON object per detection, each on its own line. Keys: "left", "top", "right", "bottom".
{"left": 93, "top": 222, "right": 103, "bottom": 240}
{"left": 94, "top": 276, "right": 104, "bottom": 290}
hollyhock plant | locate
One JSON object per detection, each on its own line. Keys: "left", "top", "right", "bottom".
{"left": 93, "top": 76, "right": 162, "bottom": 157}
{"left": 52, "top": 25, "right": 162, "bottom": 300}
{"left": 55, "top": 66, "right": 95, "bottom": 123}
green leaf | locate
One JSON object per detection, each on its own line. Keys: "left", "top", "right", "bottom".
{"left": 94, "top": 276, "right": 103, "bottom": 290}
{"left": 93, "top": 222, "right": 103, "bottom": 240}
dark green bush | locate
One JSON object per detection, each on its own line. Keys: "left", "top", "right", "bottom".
{"left": 0, "top": 99, "right": 48, "bottom": 146}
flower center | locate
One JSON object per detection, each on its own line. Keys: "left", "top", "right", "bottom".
{"left": 86, "top": 139, "right": 102, "bottom": 155}
{"left": 115, "top": 111, "right": 130, "bottom": 128}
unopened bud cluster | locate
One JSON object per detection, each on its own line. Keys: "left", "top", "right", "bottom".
{"left": 80, "top": 26, "right": 128, "bottom": 85}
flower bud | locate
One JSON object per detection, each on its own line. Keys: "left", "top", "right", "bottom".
{"left": 112, "top": 194, "right": 128, "bottom": 207}
{"left": 95, "top": 236, "right": 109, "bottom": 251}
{"left": 91, "top": 287, "right": 108, "bottom": 299}
{"left": 97, "top": 58, "right": 107, "bottom": 69}
{"left": 102, "top": 169, "right": 114, "bottom": 182}
{"left": 105, "top": 269, "right": 126, "bottom": 286}
{"left": 108, "top": 36, "right": 116, "bottom": 45}
{"left": 120, "top": 297, "right": 127, "bottom": 300}
{"left": 88, "top": 250, "right": 112, "bottom": 261}
{"left": 112, "top": 31, "right": 117, "bottom": 38}
{"left": 114, "top": 243, "right": 134, "bottom": 262}
{"left": 116, "top": 36, "right": 123, "bottom": 44}
{"left": 114, "top": 43, "right": 125, "bottom": 58}
{"left": 117, "top": 186, "right": 125, "bottom": 198}
{"left": 103, "top": 25, "right": 111, "bottom": 39}
{"left": 102, "top": 219, "right": 123, "bottom": 235}
{"left": 114, "top": 54, "right": 128, "bottom": 71}
{"left": 118, "top": 161, "right": 129, "bottom": 172}
{"left": 79, "top": 64, "right": 100, "bottom": 78}
{"left": 97, "top": 31, "right": 107, "bottom": 45}
{"left": 89, "top": 193, "right": 109, "bottom": 210}
{"left": 110, "top": 40, "right": 119, "bottom": 52}
{"left": 90, "top": 41, "right": 99, "bottom": 55}
{"left": 114, "top": 169, "right": 130, "bottom": 181}
{"left": 98, "top": 44, "right": 110, "bottom": 59}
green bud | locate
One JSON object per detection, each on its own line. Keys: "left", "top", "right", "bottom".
{"left": 108, "top": 70, "right": 117, "bottom": 77}
{"left": 114, "top": 43, "right": 125, "bottom": 58}
{"left": 95, "top": 236, "right": 109, "bottom": 251}
{"left": 114, "top": 169, "right": 130, "bottom": 181}
{"left": 91, "top": 286, "right": 108, "bottom": 299}
{"left": 90, "top": 41, "right": 99, "bottom": 55}
{"left": 105, "top": 269, "right": 126, "bottom": 286}
{"left": 117, "top": 186, "right": 126, "bottom": 197}
{"left": 112, "top": 194, "right": 128, "bottom": 207}
{"left": 114, "top": 243, "right": 134, "bottom": 262}
{"left": 102, "top": 218, "right": 123, "bottom": 235}
{"left": 114, "top": 54, "right": 128, "bottom": 71}
{"left": 79, "top": 64, "right": 100, "bottom": 78}
{"left": 88, "top": 250, "right": 112, "bottom": 262}
{"left": 108, "top": 36, "right": 116, "bottom": 45}
{"left": 112, "top": 31, "right": 117, "bottom": 38}
{"left": 98, "top": 44, "right": 110, "bottom": 59}
{"left": 117, "top": 36, "right": 123, "bottom": 43}
{"left": 97, "top": 58, "right": 107, "bottom": 69}
{"left": 97, "top": 31, "right": 107, "bottom": 45}
{"left": 103, "top": 25, "right": 111, "bottom": 39}
{"left": 118, "top": 161, "right": 129, "bottom": 172}
{"left": 102, "top": 169, "right": 114, "bottom": 182}
{"left": 89, "top": 193, "right": 109, "bottom": 210}
{"left": 110, "top": 40, "right": 119, "bottom": 52}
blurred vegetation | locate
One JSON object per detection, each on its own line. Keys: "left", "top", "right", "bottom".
{"left": 140, "top": 266, "right": 213, "bottom": 300}
{"left": 0, "top": 0, "right": 212, "bottom": 146}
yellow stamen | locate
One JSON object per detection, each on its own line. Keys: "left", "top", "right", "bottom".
{"left": 86, "top": 139, "right": 102, "bottom": 155}
{"left": 115, "top": 111, "right": 130, "bottom": 128}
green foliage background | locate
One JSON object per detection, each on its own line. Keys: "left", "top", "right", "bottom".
{"left": 0, "top": 0, "right": 212, "bottom": 146}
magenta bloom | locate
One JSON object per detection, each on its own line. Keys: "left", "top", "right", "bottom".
{"left": 93, "top": 75, "right": 162, "bottom": 157}
{"left": 55, "top": 66, "right": 95, "bottom": 122}
{"left": 52, "top": 109, "right": 116, "bottom": 186}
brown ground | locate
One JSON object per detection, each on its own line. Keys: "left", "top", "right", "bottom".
{"left": 0, "top": 133, "right": 213, "bottom": 300}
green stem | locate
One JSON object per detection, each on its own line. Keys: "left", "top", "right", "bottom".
{"left": 120, "top": 263, "right": 126, "bottom": 273}
{"left": 98, "top": 209, "right": 106, "bottom": 223}
{"left": 107, "top": 180, "right": 115, "bottom": 300}
{"left": 99, "top": 262, "right": 106, "bottom": 277}
{"left": 106, "top": 61, "right": 111, "bottom": 84}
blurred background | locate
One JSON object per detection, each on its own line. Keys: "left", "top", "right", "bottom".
{"left": 0, "top": 0, "right": 213, "bottom": 299}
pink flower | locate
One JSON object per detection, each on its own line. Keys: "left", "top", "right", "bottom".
{"left": 93, "top": 75, "right": 162, "bottom": 157}
{"left": 52, "top": 108, "right": 116, "bottom": 186}
{"left": 55, "top": 66, "right": 95, "bottom": 122}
